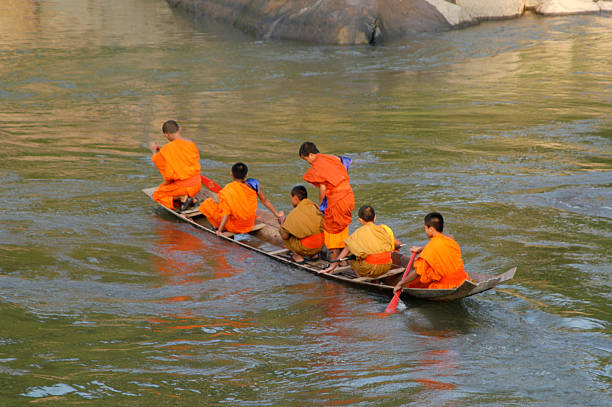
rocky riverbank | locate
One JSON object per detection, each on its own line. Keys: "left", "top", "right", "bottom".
{"left": 166, "top": 0, "right": 612, "bottom": 44}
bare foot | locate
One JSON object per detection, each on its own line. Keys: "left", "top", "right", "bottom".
{"left": 291, "top": 253, "right": 305, "bottom": 263}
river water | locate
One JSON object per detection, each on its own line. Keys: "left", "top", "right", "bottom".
{"left": 0, "top": 0, "right": 610, "bottom": 405}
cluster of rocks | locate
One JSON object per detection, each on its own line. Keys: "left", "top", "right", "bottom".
{"left": 166, "top": 0, "right": 612, "bottom": 44}
{"left": 432, "top": 0, "right": 612, "bottom": 28}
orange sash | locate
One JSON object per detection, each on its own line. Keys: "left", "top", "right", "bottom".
{"left": 365, "top": 251, "right": 392, "bottom": 265}
{"left": 301, "top": 232, "right": 324, "bottom": 249}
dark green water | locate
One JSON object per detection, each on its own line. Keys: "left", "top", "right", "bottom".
{"left": 0, "top": 0, "right": 610, "bottom": 405}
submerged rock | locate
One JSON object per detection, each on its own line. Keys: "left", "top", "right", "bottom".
{"left": 166, "top": 0, "right": 612, "bottom": 44}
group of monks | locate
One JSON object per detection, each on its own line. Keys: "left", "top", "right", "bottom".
{"left": 150, "top": 120, "right": 470, "bottom": 292}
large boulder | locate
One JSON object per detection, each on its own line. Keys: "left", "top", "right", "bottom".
{"left": 524, "top": 0, "right": 543, "bottom": 8}
{"left": 424, "top": 0, "right": 476, "bottom": 27}
{"left": 535, "top": 0, "right": 600, "bottom": 15}
{"left": 166, "top": 0, "right": 452, "bottom": 44}
{"left": 453, "top": 0, "right": 525, "bottom": 20}
{"left": 166, "top": 0, "right": 611, "bottom": 44}
{"left": 598, "top": 1, "right": 612, "bottom": 11}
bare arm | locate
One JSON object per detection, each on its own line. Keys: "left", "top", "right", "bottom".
{"left": 216, "top": 215, "right": 229, "bottom": 236}
{"left": 279, "top": 226, "right": 290, "bottom": 240}
{"left": 319, "top": 247, "right": 351, "bottom": 274}
{"left": 257, "top": 189, "right": 284, "bottom": 219}
{"left": 149, "top": 141, "right": 160, "bottom": 154}
{"left": 393, "top": 269, "right": 418, "bottom": 293}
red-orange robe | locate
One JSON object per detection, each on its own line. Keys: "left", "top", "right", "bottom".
{"left": 198, "top": 181, "right": 258, "bottom": 234}
{"left": 152, "top": 138, "right": 202, "bottom": 209}
{"left": 303, "top": 154, "right": 354, "bottom": 248}
{"left": 407, "top": 234, "right": 469, "bottom": 289}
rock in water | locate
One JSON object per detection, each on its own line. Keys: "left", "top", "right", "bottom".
{"left": 166, "top": 0, "right": 451, "bottom": 44}
{"left": 166, "top": 0, "right": 612, "bottom": 44}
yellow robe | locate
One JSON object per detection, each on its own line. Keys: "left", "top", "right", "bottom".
{"left": 281, "top": 198, "right": 324, "bottom": 257}
{"left": 344, "top": 222, "right": 395, "bottom": 278}
{"left": 198, "top": 181, "right": 257, "bottom": 233}
{"left": 407, "top": 234, "right": 469, "bottom": 289}
{"left": 152, "top": 138, "right": 202, "bottom": 209}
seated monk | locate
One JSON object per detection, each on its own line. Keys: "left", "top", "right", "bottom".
{"left": 150, "top": 120, "right": 202, "bottom": 211}
{"left": 321, "top": 205, "right": 401, "bottom": 278}
{"left": 394, "top": 212, "right": 469, "bottom": 291}
{"left": 199, "top": 162, "right": 284, "bottom": 236}
{"left": 279, "top": 185, "right": 325, "bottom": 263}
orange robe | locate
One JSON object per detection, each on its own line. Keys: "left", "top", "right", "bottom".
{"left": 198, "top": 181, "right": 257, "bottom": 234}
{"left": 152, "top": 138, "right": 202, "bottom": 209}
{"left": 345, "top": 222, "right": 395, "bottom": 278}
{"left": 407, "top": 234, "right": 469, "bottom": 289}
{"left": 303, "top": 154, "right": 354, "bottom": 249}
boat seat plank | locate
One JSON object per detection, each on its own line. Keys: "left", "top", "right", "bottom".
{"left": 180, "top": 208, "right": 201, "bottom": 218}
{"left": 331, "top": 265, "right": 352, "bottom": 274}
{"left": 267, "top": 248, "right": 290, "bottom": 256}
{"left": 220, "top": 223, "right": 267, "bottom": 239}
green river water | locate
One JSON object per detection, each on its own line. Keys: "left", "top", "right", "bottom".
{"left": 0, "top": 0, "right": 610, "bottom": 405}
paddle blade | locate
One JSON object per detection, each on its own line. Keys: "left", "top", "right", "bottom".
{"left": 201, "top": 175, "right": 222, "bottom": 193}
{"left": 384, "top": 292, "right": 401, "bottom": 313}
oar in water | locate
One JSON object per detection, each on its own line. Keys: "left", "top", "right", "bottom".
{"left": 384, "top": 251, "right": 417, "bottom": 313}
{"left": 201, "top": 174, "right": 222, "bottom": 193}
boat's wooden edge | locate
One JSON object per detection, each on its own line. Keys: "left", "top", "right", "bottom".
{"left": 143, "top": 186, "right": 517, "bottom": 302}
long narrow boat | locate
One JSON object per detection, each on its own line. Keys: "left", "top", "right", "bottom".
{"left": 143, "top": 185, "right": 516, "bottom": 302}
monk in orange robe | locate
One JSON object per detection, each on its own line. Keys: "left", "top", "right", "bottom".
{"left": 150, "top": 120, "right": 202, "bottom": 210}
{"left": 299, "top": 142, "right": 355, "bottom": 261}
{"left": 394, "top": 212, "right": 469, "bottom": 291}
{"left": 321, "top": 205, "right": 401, "bottom": 277}
{"left": 198, "top": 162, "right": 284, "bottom": 236}
{"left": 279, "top": 185, "right": 325, "bottom": 262}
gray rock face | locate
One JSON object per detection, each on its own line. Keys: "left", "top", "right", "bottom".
{"left": 166, "top": 0, "right": 612, "bottom": 44}
{"left": 166, "top": 0, "right": 451, "bottom": 44}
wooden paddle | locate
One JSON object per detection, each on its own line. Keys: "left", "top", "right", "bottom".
{"left": 201, "top": 174, "right": 222, "bottom": 193}
{"left": 384, "top": 251, "right": 417, "bottom": 313}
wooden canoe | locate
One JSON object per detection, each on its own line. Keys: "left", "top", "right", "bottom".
{"left": 143, "top": 186, "right": 516, "bottom": 302}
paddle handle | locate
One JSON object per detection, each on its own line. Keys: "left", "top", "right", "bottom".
{"left": 328, "top": 255, "right": 356, "bottom": 264}
{"left": 201, "top": 174, "right": 222, "bottom": 194}
{"left": 384, "top": 251, "right": 417, "bottom": 313}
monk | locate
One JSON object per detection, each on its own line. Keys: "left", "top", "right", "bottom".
{"left": 150, "top": 120, "right": 202, "bottom": 211}
{"left": 321, "top": 205, "right": 401, "bottom": 278}
{"left": 199, "top": 162, "right": 284, "bottom": 236}
{"left": 394, "top": 212, "right": 469, "bottom": 291}
{"left": 299, "top": 141, "right": 355, "bottom": 261}
{"left": 279, "top": 185, "right": 325, "bottom": 262}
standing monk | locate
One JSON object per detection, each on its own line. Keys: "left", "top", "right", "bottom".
{"left": 394, "top": 212, "right": 469, "bottom": 291}
{"left": 199, "top": 162, "right": 284, "bottom": 236}
{"left": 279, "top": 185, "right": 325, "bottom": 263}
{"left": 299, "top": 142, "right": 355, "bottom": 261}
{"left": 150, "top": 120, "right": 202, "bottom": 211}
